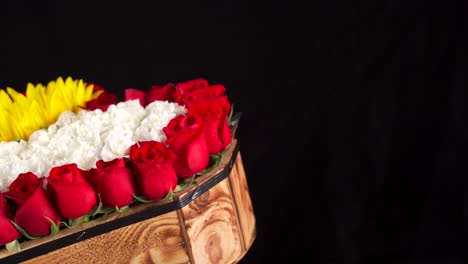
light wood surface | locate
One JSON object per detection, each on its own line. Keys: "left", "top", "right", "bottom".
{"left": 24, "top": 211, "right": 190, "bottom": 264}
{"left": 180, "top": 178, "right": 243, "bottom": 264}
{"left": 228, "top": 153, "right": 256, "bottom": 250}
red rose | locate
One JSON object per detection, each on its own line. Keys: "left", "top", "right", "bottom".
{"left": 186, "top": 84, "right": 225, "bottom": 103}
{"left": 125, "top": 83, "right": 176, "bottom": 107}
{"left": 181, "top": 84, "right": 226, "bottom": 106}
{"left": 86, "top": 158, "right": 135, "bottom": 208}
{"left": 173, "top": 78, "right": 209, "bottom": 105}
{"left": 125, "top": 88, "right": 146, "bottom": 106}
{"left": 146, "top": 83, "right": 175, "bottom": 104}
{"left": 164, "top": 116, "right": 209, "bottom": 178}
{"left": 47, "top": 164, "right": 97, "bottom": 219}
{"left": 5, "top": 173, "right": 61, "bottom": 237}
{"left": 0, "top": 193, "right": 20, "bottom": 246}
{"left": 175, "top": 78, "right": 209, "bottom": 92}
{"left": 187, "top": 96, "right": 232, "bottom": 154}
{"left": 129, "top": 141, "right": 178, "bottom": 200}
{"left": 163, "top": 114, "right": 191, "bottom": 139}
{"left": 85, "top": 90, "right": 118, "bottom": 111}
{"left": 4, "top": 171, "right": 40, "bottom": 209}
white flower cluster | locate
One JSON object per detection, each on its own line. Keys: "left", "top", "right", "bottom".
{"left": 0, "top": 100, "right": 186, "bottom": 192}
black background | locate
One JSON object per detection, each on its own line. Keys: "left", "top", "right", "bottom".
{"left": 1, "top": 1, "right": 468, "bottom": 263}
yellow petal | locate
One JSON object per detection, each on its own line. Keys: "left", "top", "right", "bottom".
{"left": 0, "top": 111, "right": 15, "bottom": 141}
{"left": 6, "top": 87, "right": 24, "bottom": 102}
{"left": 0, "top": 76, "right": 104, "bottom": 142}
{"left": 0, "top": 89, "right": 13, "bottom": 110}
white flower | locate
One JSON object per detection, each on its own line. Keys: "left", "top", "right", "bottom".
{"left": 134, "top": 101, "right": 187, "bottom": 143}
{"left": 0, "top": 140, "right": 27, "bottom": 156}
{"left": 101, "top": 128, "right": 136, "bottom": 161}
{"left": 0, "top": 100, "right": 187, "bottom": 192}
{"left": 0, "top": 154, "right": 22, "bottom": 192}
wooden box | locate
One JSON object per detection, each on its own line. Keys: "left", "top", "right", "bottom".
{"left": 0, "top": 139, "right": 255, "bottom": 264}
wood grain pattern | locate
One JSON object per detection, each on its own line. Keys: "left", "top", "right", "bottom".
{"left": 0, "top": 140, "right": 256, "bottom": 264}
{"left": 228, "top": 152, "right": 256, "bottom": 249}
{"left": 0, "top": 196, "right": 176, "bottom": 260}
{"left": 22, "top": 211, "right": 189, "bottom": 264}
{"left": 180, "top": 178, "right": 243, "bottom": 264}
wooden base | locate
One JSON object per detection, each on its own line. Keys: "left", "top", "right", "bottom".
{"left": 0, "top": 140, "right": 256, "bottom": 264}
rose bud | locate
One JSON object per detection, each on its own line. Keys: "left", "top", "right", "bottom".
{"left": 176, "top": 78, "right": 209, "bottom": 91}
{"left": 0, "top": 193, "right": 20, "bottom": 245}
{"left": 173, "top": 78, "right": 209, "bottom": 105}
{"left": 85, "top": 90, "right": 118, "bottom": 111}
{"left": 4, "top": 172, "right": 61, "bottom": 237}
{"left": 86, "top": 158, "right": 135, "bottom": 208}
{"left": 47, "top": 164, "right": 97, "bottom": 219}
{"left": 164, "top": 115, "right": 209, "bottom": 178}
{"left": 125, "top": 83, "right": 176, "bottom": 107}
{"left": 125, "top": 88, "right": 146, "bottom": 106}
{"left": 129, "top": 141, "right": 178, "bottom": 200}
{"left": 187, "top": 96, "right": 232, "bottom": 154}
{"left": 146, "top": 83, "right": 175, "bottom": 104}
{"left": 4, "top": 171, "right": 41, "bottom": 210}
{"left": 183, "top": 84, "right": 226, "bottom": 106}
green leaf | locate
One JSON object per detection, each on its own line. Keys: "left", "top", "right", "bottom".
{"left": 62, "top": 217, "right": 84, "bottom": 229}
{"left": 175, "top": 177, "right": 197, "bottom": 192}
{"left": 133, "top": 190, "right": 174, "bottom": 203}
{"left": 5, "top": 239, "right": 20, "bottom": 253}
{"left": 10, "top": 220, "right": 40, "bottom": 240}
{"left": 174, "top": 184, "right": 184, "bottom": 192}
{"left": 163, "top": 189, "right": 174, "bottom": 201}
{"left": 82, "top": 215, "right": 90, "bottom": 224}
{"left": 133, "top": 194, "right": 152, "bottom": 203}
{"left": 228, "top": 103, "right": 235, "bottom": 124}
{"left": 46, "top": 217, "right": 60, "bottom": 236}
{"left": 86, "top": 194, "right": 115, "bottom": 216}
{"left": 61, "top": 221, "right": 72, "bottom": 229}
{"left": 98, "top": 206, "right": 116, "bottom": 217}
{"left": 89, "top": 194, "right": 103, "bottom": 216}
{"left": 115, "top": 206, "right": 130, "bottom": 213}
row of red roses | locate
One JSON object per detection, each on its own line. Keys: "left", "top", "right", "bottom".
{"left": 0, "top": 78, "right": 234, "bottom": 249}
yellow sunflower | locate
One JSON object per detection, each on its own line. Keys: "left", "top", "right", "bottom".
{"left": 0, "top": 76, "right": 103, "bottom": 142}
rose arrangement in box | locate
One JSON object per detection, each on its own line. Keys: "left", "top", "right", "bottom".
{"left": 0, "top": 76, "right": 237, "bottom": 253}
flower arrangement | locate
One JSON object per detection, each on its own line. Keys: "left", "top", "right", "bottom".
{"left": 0, "top": 76, "right": 237, "bottom": 253}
